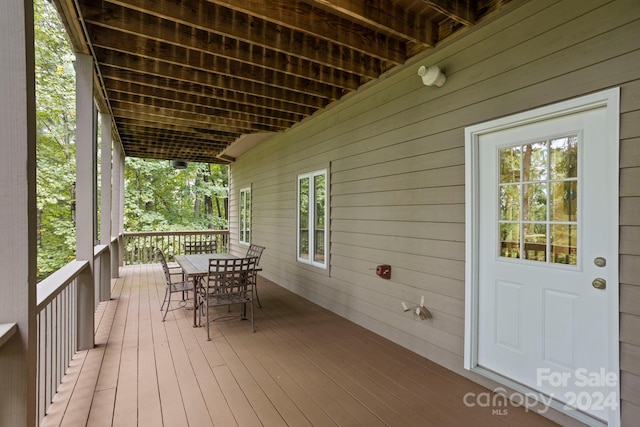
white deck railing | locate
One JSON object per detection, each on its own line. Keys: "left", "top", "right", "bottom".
{"left": 30, "top": 231, "right": 227, "bottom": 423}
{"left": 35, "top": 260, "right": 86, "bottom": 423}
{"left": 34, "top": 237, "right": 116, "bottom": 425}
{"left": 3, "top": 231, "right": 225, "bottom": 425}
{"left": 123, "top": 230, "right": 230, "bottom": 264}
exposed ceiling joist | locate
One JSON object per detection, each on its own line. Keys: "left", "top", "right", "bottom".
{"left": 53, "top": 0, "right": 510, "bottom": 164}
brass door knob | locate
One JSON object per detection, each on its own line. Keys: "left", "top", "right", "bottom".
{"left": 592, "top": 278, "right": 606, "bottom": 289}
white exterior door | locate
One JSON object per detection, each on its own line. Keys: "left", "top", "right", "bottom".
{"left": 465, "top": 90, "right": 620, "bottom": 426}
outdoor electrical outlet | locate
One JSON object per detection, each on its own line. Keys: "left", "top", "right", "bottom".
{"left": 376, "top": 264, "right": 391, "bottom": 279}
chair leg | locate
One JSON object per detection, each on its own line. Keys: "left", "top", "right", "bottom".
{"left": 250, "top": 300, "right": 255, "bottom": 333}
{"left": 160, "top": 287, "right": 169, "bottom": 311}
{"left": 205, "top": 299, "right": 211, "bottom": 341}
{"left": 162, "top": 292, "right": 171, "bottom": 321}
{"left": 254, "top": 284, "right": 262, "bottom": 308}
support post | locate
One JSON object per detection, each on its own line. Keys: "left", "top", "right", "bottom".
{"left": 75, "top": 53, "right": 95, "bottom": 351}
{"left": 0, "top": 1, "right": 37, "bottom": 425}
{"left": 100, "top": 112, "right": 112, "bottom": 299}
{"left": 114, "top": 143, "right": 125, "bottom": 268}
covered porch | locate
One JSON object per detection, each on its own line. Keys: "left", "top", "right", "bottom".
{"left": 3, "top": 0, "right": 639, "bottom": 425}
{"left": 41, "top": 264, "right": 555, "bottom": 427}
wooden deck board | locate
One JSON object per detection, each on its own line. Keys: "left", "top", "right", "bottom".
{"left": 148, "top": 266, "right": 190, "bottom": 427}
{"left": 41, "top": 264, "right": 559, "bottom": 427}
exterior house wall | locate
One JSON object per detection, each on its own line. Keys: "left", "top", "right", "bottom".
{"left": 229, "top": 0, "right": 640, "bottom": 423}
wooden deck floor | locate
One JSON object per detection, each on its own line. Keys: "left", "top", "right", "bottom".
{"left": 41, "top": 264, "right": 558, "bottom": 427}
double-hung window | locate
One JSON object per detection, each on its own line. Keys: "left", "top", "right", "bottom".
{"left": 239, "top": 187, "right": 251, "bottom": 245}
{"left": 297, "top": 169, "right": 327, "bottom": 268}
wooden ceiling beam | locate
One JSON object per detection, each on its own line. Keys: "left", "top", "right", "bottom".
{"left": 119, "top": 133, "right": 234, "bottom": 149}
{"left": 101, "top": 71, "right": 316, "bottom": 117}
{"left": 105, "top": 86, "right": 305, "bottom": 123}
{"left": 305, "top": 0, "right": 436, "bottom": 46}
{"left": 119, "top": 132, "right": 231, "bottom": 148}
{"left": 78, "top": 0, "right": 382, "bottom": 79}
{"left": 122, "top": 142, "right": 227, "bottom": 163}
{"left": 83, "top": 22, "right": 365, "bottom": 90}
{"left": 417, "top": 0, "right": 477, "bottom": 26}
{"left": 119, "top": 138, "right": 229, "bottom": 154}
{"left": 107, "top": 0, "right": 406, "bottom": 64}
{"left": 88, "top": 26, "right": 357, "bottom": 96}
{"left": 115, "top": 118, "right": 240, "bottom": 140}
{"left": 109, "top": 99, "right": 295, "bottom": 130}
{"left": 94, "top": 47, "right": 337, "bottom": 108}
{"left": 110, "top": 106, "right": 285, "bottom": 134}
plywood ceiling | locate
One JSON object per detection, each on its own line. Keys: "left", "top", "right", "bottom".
{"left": 54, "top": 0, "right": 511, "bottom": 163}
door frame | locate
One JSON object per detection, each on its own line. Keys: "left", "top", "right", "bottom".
{"left": 463, "top": 88, "right": 620, "bottom": 426}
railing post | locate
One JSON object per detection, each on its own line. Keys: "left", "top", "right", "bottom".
{"left": 0, "top": 0, "right": 38, "bottom": 425}
{"left": 101, "top": 251, "right": 111, "bottom": 301}
{"left": 75, "top": 52, "right": 95, "bottom": 351}
{"left": 111, "top": 237, "right": 120, "bottom": 278}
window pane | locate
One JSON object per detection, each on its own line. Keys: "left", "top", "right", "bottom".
{"left": 550, "top": 136, "right": 578, "bottom": 179}
{"left": 523, "top": 183, "right": 547, "bottom": 221}
{"left": 246, "top": 189, "right": 251, "bottom": 242}
{"left": 314, "top": 174, "right": 325, "bottom": 263}
{"left": 239, "top": 189, "right": 251, "bottom": 244}
{"left": 500, "top": 184, "right": 520, "bottom": 221}
{"left": 240, "top": 191, "right": 246, "bottom": 242}
{"left": 298, "top": 177, "right": 309, "bottom": 260}
{"left": 500, "top": 146, "right": 521, "bottom": 183}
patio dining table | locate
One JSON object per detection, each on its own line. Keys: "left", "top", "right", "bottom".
{"left": 174, "top": 253, "right": 239, "bottom": 327}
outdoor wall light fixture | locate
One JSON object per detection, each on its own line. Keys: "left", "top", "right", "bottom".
{"left": 402, "top": 296, "right": 432, "bottom": 320}
{"left": 172, "top": 160, "right": 188, "bottom": 169}
{"left": 418, "top": 65, "right": 446, "bottom": 87}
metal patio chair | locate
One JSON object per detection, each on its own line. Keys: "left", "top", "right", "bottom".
{"left": 245, "top": 244, "right": 265, "bottom": 307}
{"left": 199, "top": 256, "right": 258, "bottom": 340}
{"left": 157, "top": 248, "right": 195, "bottom": 321}
{"left": 184, "top": 240, "right": 217, "bottom": 254}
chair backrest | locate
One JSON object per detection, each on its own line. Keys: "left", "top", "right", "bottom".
{"left": 245, "top": 244, "right": 265, "bottom": 265}
{"left": 184, "top": 240, "right": 217, "bottom": 254}
{"left": 156, "top": 249, "right": 172, "bottom": 283}
{"left": 206, "top": 257, "right": 258, "bottom": 298}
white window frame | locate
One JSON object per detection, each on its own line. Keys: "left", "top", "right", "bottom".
{"left": 239, "top": 186, "right": 251, "bottom": 245}
{"left": 297, "top": 169, "right": 327, "bottom": 269}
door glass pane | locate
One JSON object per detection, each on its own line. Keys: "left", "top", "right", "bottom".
{"left": 522, "top": 141, "right": 548, "bottom": 181}
{"left": 550, "top": 136, "right": 578, "bottom": 179}
{"left": 551, "top": 224, "right": 578, "bottom": 265}
{"left": 500, "top": 146, "right": 521, "bottom": 183}
{"left": 524, "top": 223, "right": 547, "bottom": 262}
{"left": 497, "top": 135, "right": 579, "bottom": 266}
{"left": 500, "top": 223, "right": 520, "bottom": 258}
{"left": 298, "top": 177, "right": 309, "bottom": 260}
{"left": 523, "top": 183, "right": 547, "bottom": 221}
{"left": 550, "top": 181, "right": 578, "bottom": 222}
{"left": 500, "top": 185, "right": 520, "bottom": 220}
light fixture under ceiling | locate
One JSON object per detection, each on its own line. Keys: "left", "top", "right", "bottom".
{"left": 172, "top": 160, "right": 188, "bottom": 169}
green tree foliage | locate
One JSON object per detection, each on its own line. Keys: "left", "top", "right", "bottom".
{"left": 35, "top": 0, "right": 77, "bottom": 280}
{"left": 34, "top": 0, "right": 229, "bottom": 279}
{"left": 124, "top": 159, "right": 228, "bottom": 231}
